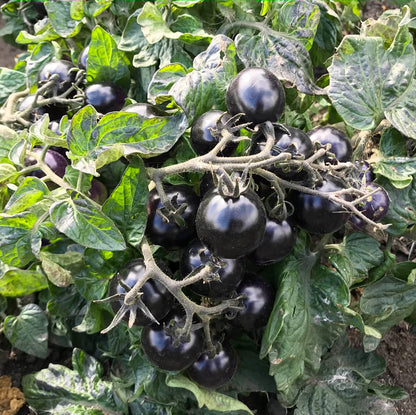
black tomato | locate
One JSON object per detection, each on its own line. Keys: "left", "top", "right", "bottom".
{"left": 251, "top": 218, "right": 296, "bottom": 266}
{"left": 187, "top": 342, "right": 238, "bottom": 389}
{"left": 141, "top": 313, "right": 204, "bottom": 371}
{"left": 196, "top": 188, "right": 267, "bottom": 259}
{"left": 89, "top": 179, "right": 108, "bottom": 205}
{"left": 109, "top": 259, "right": 173, "bottom": 326}
{"left": 85, "top": 82, "right": 127, "bottom": 114}
{"left": 351, "top": 182, "right": 389, "bottom": 228}
{"left": 122, "top": 103, "right": 164, "bottom": 118}
{"left": 146, "top": 185, "right": 200, "bottom": 250}
{"left": 18, "top": 94, "right": 67, "bottom": 122}
{"left": 308, "top": 126, "right": 352, "bottom": 163}
{"left": 27, "top": 148, "right": 68, "bottom": 178}
{"left": 290, "top": 176, "right": 350, "bottom": 234}
{"left": 190, "top": 110, "right": 238, "bottom": 156}
{"left": 226, "top": 67, "right": 285, "bottom": 125}
{"left": 180, "top": 239, "right": 244, "bottom": 298}
{"left": 251, "top": 125, "right": 314, "bottom": 180}
{"left": 231, "top": 274, "right": 275, "bottom": 332}
{"left": 78, "top": 46, "right": 89, "bottom": 70}
{"left": 38, "top": 60, "right": 76, "bottom": 96}
{"left": 353, "top": 161, "right": 375, "bottom": 186}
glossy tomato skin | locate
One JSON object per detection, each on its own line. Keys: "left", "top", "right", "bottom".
{"left": 180, "top": 239, "right": 244, "bottom": 298}
{"left": 251, "top": 125, "right": 314, "bottom": 180}
{"left": 38, "top": 60, "right": 76, "bottom": 96}
{"left": 78, "top": 46, "right": 89, "bottom": 70}
{"left": 141, "top": 313, "right": 204, "bottom": 371}
{"left": 27, "top": 148, "right": 68, "bottom": 178}
{"left": 350, "top": 182, "right": 389, "bottom": 228}
{"left": 226, "top": 67, "right": 285, "bottom": 125}
{"left": 308, "top": 126, "right": 352, "bottom": 163}
{"left": 187, "top": 342, "right": 238, "bottom": 389}
{"left": 290, "top": 176, "right": 350, "bottom": 234}
{"left": 196, "top": 189, "right": 267, "bottom": 259}
{"left": 85, "top": 82, "right": 127, "bottom": 114}
{"left": 251, "top": 219, "right": 296, "bottom": 266}
{"left": 190, "top": 110, "right": 238, "bottom": 156}
{"left": 89, "top": 179, "right": 108, "bottom": 205}
{"left": 109, "top": 259, "right": 173, "bottom": 326}
{"left": 231, "top": 274, "right": 275, "bottom": 332}
{"left": 146, "top": 185, "right": 200, "bottom": 250}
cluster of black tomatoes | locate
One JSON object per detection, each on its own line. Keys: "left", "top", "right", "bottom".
{"left": 109, "top": 67, "right": 390, "bottom": 391}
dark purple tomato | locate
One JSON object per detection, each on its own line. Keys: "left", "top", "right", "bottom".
{"left": 354, "top": 161, "right": 376, "bottom": 184}
{"left": 199, "top": 173, "right": 215, "bottom": 197}
{"left": 251, "top": 219, "right": 296, "bottom": 265}
{"left": 180, "top": 239, "right": 244, "bottom": 298}
{"left": 85, "top": 82, "right": 127, "bottom": 114}
{"left": 38, "top": 60, "right": 76, "bottom": 96}
{"left": 78, "top": 46, "right": 89, "bottom": 70}
{"left": 353, "top": 182, "right": 389, "bottom": 225}
{"left": 187, "top": 342, "right": 238, "bottom": 389}
{"left": 190, "top": 110, "right": 238, "bottom": 156}
{"left": 226, "top": 67, "right": 285, "bottom": 125}
{"left": 290, "top": 176, "right": 350, "bottom": 234}
{"left": 251, "top": 125, "right": 314, "bottom": 180}
{"left": 32, "top": 0, "right": 47, "bottom": 16}
{"left": 28, "top": 148, "right": 68, "bottom": 178}
{"left": 122, "top": 103, "right": 164, "bottom": 118}
{"left": 141, "top": 312, "right": 204, "bottom": 371}
{"left": 89, "top": 179, "right": 108, "bottom": 204}
{"left": 196, "top": 188, "right": 267, "bottom": 259}
{"left": 109, "top": 259, "right": 173, "bottom": 326}
{"left": 231, "top": 274, "right": 275, "bottom": 332}
{"left": 308, "top": 126, "right": 352, "bottom": 163}
{"left": 146, "top": 185, "right": 200, "bottom": 250}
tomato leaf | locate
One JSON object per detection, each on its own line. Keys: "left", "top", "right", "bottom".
{"left": 261, "top": 235, "right": 350, "bottom": 406}
{"left": 166, "top": 374, "right": 253, "bottom": 415}
{"left": 271, "top": 0, "right": 320, "bottom": 51}
{"left": 0, "top": 264, "right": 48, "bottom": 297}
{"left": 102, "top": 157, "right": 148, "bottom": 247}
{"left": 4, "top": 177, "right": 49, "bottom": 215}
{"left": 0, "top": 212, "right": 37, "bottom": 267}
{"left": 49, "top": 198, "right": 126, "bottom": 251}
{"left": 295, "top": 337, "right": 407, "bottom": 415}
{"left": 44, "top": 0, "right": 83, "bottom": 38}
{"left": 87, "top": 26, "right": 131, "bottom": 90}
{"left": 328, "top": 233, "right": 384, "bottom": 287}
{"left": 0, "top": 68, "right": 26, "bottom": 106}
{"left": 22, "top": 348, "right": 126, "bottom": 413}
{"left": 4, "top": 304, "right": 49, "bottom": 358}
{"left": 328, "top": 9, "right": 416, "bottom": 135}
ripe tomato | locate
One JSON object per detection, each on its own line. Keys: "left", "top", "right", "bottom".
{"left": 196, "top": 188, "right": 267, "bottom": 259}
{"left": 146, "top": 185, "right": 200, "bottom": 250}
{"left": 226, "top": 67, "right": 285, "bottom": 125}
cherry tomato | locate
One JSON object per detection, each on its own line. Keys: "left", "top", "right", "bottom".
{"left": 180, "top": 239, "right": 244, "bottom": 298}
{"left": 196, "top": 188, "right": 267, "bottom": 259}
{"left": 226, "top": 67, "right": 285, "bottom": 125}
{"left": 141, "top": 312, "right": 204, "bottom": 371}
{"left": 109, "top": 259, "right": 173, "bottom": 326}
{"left": 251, "top": 218, "right": 296, "bottom": 265}
{"left": 187, "top": 342, "right": 238, "bottom": 389}
{"left": 231, "top": 274, "right": 275, "bottom": 332}
{"left": 190, "top": 110, "right": 238, "bottom": 156}
{"left": 85, "top": 82, "right": 127, "bottom": 114}
{"left": 38, "top": 60, "right": 76, "bottom": 96}
{"left": 146, "top": 185, "right": 200, "bottom": 250}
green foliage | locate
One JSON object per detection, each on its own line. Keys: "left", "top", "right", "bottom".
{"left": 0, "top": 1, "right": 415, "bottom": 415}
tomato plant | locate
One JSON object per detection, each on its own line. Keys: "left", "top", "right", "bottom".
{"left": 0, "top": 1, "right": 415, "bottom": 415}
